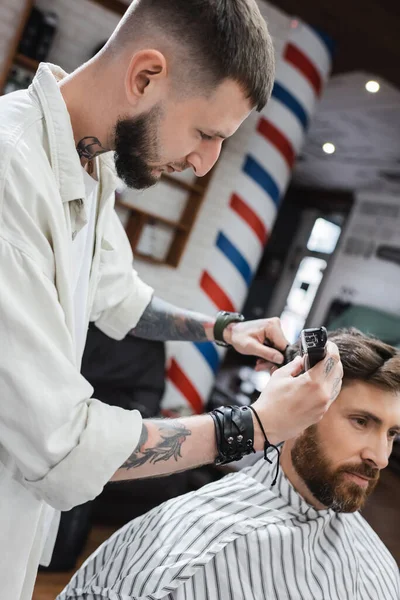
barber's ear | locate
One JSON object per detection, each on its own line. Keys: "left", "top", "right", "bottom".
{"left": 125, "top": 49, "right": 167, "bottom": 104}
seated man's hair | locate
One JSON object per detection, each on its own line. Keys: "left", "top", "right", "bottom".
{"left": 105, "top": 0, "right": 275, "bottom": 111}
{"left": 285, "top": 328, "right": 400, "bottom": 392}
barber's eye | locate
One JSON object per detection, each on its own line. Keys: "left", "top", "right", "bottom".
{"left": 199, "top": 132, "right": 213, "bottom": 141}
{"left": 353, "top": 417, "right": 368, "bottom": 427}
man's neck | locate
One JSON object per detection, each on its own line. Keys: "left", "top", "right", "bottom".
{"left": 280, "top": 443, "right": 327, "bottom": 510}
{"left": 59, "top": 60, "right": 112, "bottom": 167}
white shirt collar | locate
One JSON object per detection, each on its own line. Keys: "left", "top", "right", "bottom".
{"left": 29, "top": 63, "right": 118, "bottom": 204}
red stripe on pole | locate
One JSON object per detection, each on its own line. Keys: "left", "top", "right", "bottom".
{"left": 167, "top": 358, "right": 203, "bottom": 414}
{"left": 230, "top": 193, "right": 268, "bottom": 246}
{"left": 200, "top": 271, "right": 236, "bottom": 312}
{"left": 284, "top": 43, "right": 322, "bottom": 96}
{"left": 257, "top": 118, "right": 296, "bottom": 170}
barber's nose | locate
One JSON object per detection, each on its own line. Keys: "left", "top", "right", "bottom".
{"left": 187, "top": 141, "right": 223, "bottom": 178}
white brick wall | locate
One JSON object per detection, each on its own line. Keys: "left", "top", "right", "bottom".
{"left": 34, "top": 0, "right": 120, "bottom": 72}
{"left": 0, "top": 0, "right": 27, "bottom": 77}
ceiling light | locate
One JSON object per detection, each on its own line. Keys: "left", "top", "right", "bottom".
{"left": 366, "top": 80, "right": 380, "bottom": 93}
{"left": 323, "top": 143, "right": 336, "bottom": 155}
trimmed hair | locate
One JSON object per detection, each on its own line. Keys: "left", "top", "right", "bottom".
{"left": 285, "top": 328, "right": 400, "bottom": 393}
{"left": 107, "top": 0, "right": 275, "bottom": 111}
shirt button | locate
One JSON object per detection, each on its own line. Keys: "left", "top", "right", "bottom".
{"left": 72, "top": 230, "right": 77, "bottom": 240}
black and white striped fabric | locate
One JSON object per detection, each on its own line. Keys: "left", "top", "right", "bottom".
{"left": 58, "top": 454, "right": 400, "bottom": 600}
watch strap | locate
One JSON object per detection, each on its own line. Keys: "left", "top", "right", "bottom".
{"left": 213, "top": 310, "right": 245, "bottom": 347}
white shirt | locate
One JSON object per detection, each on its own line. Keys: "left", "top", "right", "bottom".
{"left": 0, "top": 63, "right": 154, "bottom": 600}
{"left": 59, "top": 453, "right": 400, "bottom": 600}
{"left": 73, "top": 167, "right": 99, "bottom": 363}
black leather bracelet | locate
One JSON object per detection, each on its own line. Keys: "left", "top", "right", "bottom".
{"left": 211, "top": 405, "right": 256, "bottom": 465}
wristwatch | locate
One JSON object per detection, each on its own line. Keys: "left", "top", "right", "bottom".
{"left": 213, "top": 310, "right": 245, "bottom": 347}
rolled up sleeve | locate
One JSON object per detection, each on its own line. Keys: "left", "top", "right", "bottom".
{"left": 27, "top": 399, "right": 142, "bottom": 511}
{"left": 92, "top": 210, "right": 154, "bottom": 340}
{"left": 0, "top": 236, "right": 142, "bottom": 511}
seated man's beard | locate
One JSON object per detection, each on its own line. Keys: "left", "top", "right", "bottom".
{"left": 291, "top": 425, "right": 379, "bottom": 513}
{"left": 113, "top": 107, "right": 162, "bottom": 190}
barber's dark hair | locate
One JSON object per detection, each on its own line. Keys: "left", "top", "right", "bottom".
{"left": 285, "top": 328, "right": 400, "bottom": 392}
{"left": 108, "top": 0, "right": 275, "bottom": 111}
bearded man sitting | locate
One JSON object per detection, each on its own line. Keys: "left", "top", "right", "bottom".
{"left": 58, "top": 328, "right": 400, "bottom": 600}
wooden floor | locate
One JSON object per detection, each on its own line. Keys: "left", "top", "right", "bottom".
{"left": 33, "top": 467, "right": 400, "bottom": 599}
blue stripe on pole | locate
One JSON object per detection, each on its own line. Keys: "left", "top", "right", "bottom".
{"left": 194, "top": 342, "right": 220, "bottom": 374}
{"left": 310, "top": 26, "right": 335, "bottom": 58}
{"left": 271, "top": 82, "right": 309, "bottom": 130}
{"left": 243, "top": 155, "right": 280, "bottom": 207}
{"left": 216, "top": 232, "right": 253, "bottom": 287}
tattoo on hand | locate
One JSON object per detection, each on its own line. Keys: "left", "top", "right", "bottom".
{"left": 121, "top": 421, "right": 192, "bottom": 470}
{"left": 76, "top": 136, "right": 108, "bottom": 160}
{"left": 324, "top": 357, "right": 336, "bottom": 377}
{"left": 331, "top": 376, "right": 342, "bottom": 401}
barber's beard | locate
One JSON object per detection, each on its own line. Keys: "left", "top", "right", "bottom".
{"left": 113, "top": 106, "right": 162, "bottom": 190}
{"left": 291, "top": 425, "right": 379, "bottom": 513}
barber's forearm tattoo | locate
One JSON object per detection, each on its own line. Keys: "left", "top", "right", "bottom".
{"left": 324, "top": 357, "right": 336, "bottom": 377}
{"left": 121, "top": 421, "right": 192, "bottom": 470}
{"left": 131, "top": 296, "right": 213, "bottom": 342}
{"left": 331, "top": 376, "right": 342, "bottom": 401}
{"left": 76, "top": 136, "right": 109, "bottom": 160}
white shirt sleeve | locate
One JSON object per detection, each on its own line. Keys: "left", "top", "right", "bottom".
{"left": 0, "top": 236, "right": 142, "bottom": 512}
{"left": 91, "top": 209, "right": 154, "bottom": 340}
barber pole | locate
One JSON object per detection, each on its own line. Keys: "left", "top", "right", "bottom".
{"left": 163, "top": 20, "right": 334, "bottom": 415}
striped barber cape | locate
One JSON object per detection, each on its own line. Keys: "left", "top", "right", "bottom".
{"left": 58, "top": 454, "right": 400, "bottom": 600}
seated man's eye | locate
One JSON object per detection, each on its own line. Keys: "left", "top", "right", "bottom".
{"left": 353, "top": 418, "right": 367, "bottom": 427}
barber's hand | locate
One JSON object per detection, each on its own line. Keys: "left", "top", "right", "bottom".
{"left": 223, "top": 317, "right": 288, "bottom": 368}
{"left": 252, "top": 341, "right": 343, "bottom": 445}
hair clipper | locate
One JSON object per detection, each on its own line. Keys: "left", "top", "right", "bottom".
{"left": 300, "top": 327, "right": 327, "bottom": 371}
